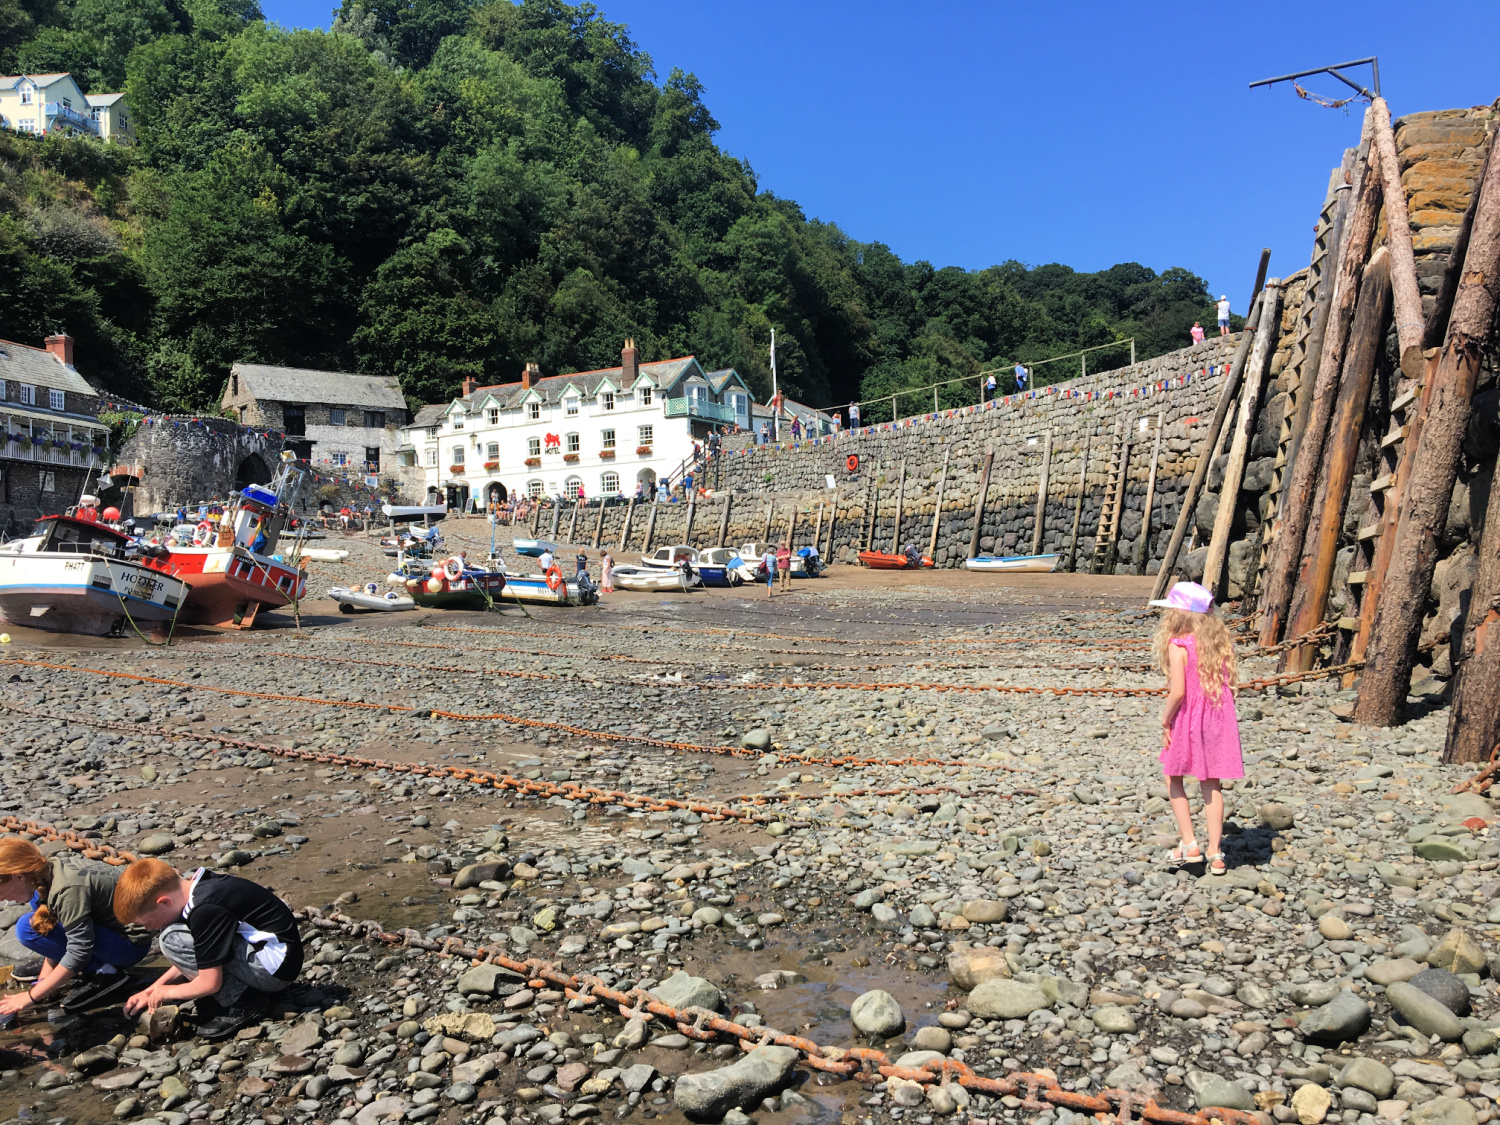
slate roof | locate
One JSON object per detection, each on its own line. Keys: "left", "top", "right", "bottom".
{"left": 0, "top": 74, "right": 71, "bottom": 87}
{"left": 231, "top": 363, "right": 408, "bottom": 411}
{"left": 449, "top": 357, "right": 710, "bottom": 415}
{"left": 407, "top": 404, "right": 446, "bottom": 429}
{"left": 0, "top": 338, "right": 97, "bottom": 397}
{"left": 84, "top": 93, "right": 125, "bottom": 107}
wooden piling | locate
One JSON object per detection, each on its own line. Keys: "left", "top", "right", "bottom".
{"left": 1066, "top": 431, "right": 1091, "bottom": 573}
{"left": 1371, "top": 98, "right": 1428, "bottom": 378}
{"left": 642, "top": 500, "right": 658, "bottom": 553}
{"left": 890, "top": 459, "right": 907, "bottom": 553}
{"left": 549, "top": 503, "right": 561, "bottom": 540}
{"left": 683, "top": 497, "right": 696, "bottom": 546}
{"left": 928, "top": 448, "right": 950, "bottom": 562}
{"left": 1031, "top": 431, "right": 1052, "bottom": 557}
{"left": 619, "top": 497, "right": 635, "bottom": 550}
{"left": 812, "top": 502, "right": 824, "bottom": 556}
{"left": 718, "top": 495, "right": 732, "bottom": 547}
{"left": 591, "top": 500, "right": 607, "bottom": 548}
{"left": 566, "top": 500, "right": 580, "bottom": 544}
{"left": 967, "top": 448, "right": 994, "bottom": 560}
{"left": 1135, "top": 412, "right": 1164, "bottom": 575}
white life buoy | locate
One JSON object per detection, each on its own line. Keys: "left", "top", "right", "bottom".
{"left": 192, "top": 520, "right": 214, "bottom": 546}
{"left": 443, "top": 556, "right": 464, "bottom": 581}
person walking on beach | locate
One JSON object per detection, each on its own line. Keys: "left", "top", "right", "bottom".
{"left": 762, "top": 544, "right": 777, "bottom": 598}
{"left": 776, "top": 540, "right": 792, "bottom": 591}
{"left": 601, "top": 551, "right": 614, "bottom": 593}
{"left": 1150, "top": 581, "right": 1242, "bottom": 876}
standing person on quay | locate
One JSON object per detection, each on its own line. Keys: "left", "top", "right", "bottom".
{"left": 1150, "top": 581, "right": 1242, "bottom": 876}
{"left": 600, "top": 550, "right": 614, "bottom": 593}
{"left": 1190, "top": 321, "right": 1206, "bottom": 345}
{"left": 776, "top": 540, "right": 792, "bottom": 591}
{"left": 1216, "top": 295, "right": 1232, "bottom": 336}
{"left": 0, "top": 840, "right": 151, "bottom": 1016}
{"left": 762, "top": 544, "right": 777, "bottom": 599}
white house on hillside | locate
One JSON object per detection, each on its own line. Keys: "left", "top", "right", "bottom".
{"left": 0, "top": 73, "right": 134, "bottom": 141}
{"left": 403, "top": 340, "right": 754, "bottom": 510}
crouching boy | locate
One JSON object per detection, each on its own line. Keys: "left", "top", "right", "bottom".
{"left": 113, "top": 858, "right": 304, "bottom": 1040}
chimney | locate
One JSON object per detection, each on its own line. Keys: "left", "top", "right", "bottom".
{"left": 521, "top": 362, "right": 539, "bottom": 391}
{"left": 461, "top": 377, "right": 478, "bottom": 397}
{"left": 621, "top": 337, "right": 638, "bottom": 385}
{"left": 45, "top": 332, "right": 74, "bottom": 367}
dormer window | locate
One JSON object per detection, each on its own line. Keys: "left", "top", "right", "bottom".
{"left": 453, "top": 411, "right": 464, "bottom": 430}
{"left": 528, "top": 401, "right": 540, "bottom": 420}
{"left": 48, "top": 389, "right": 64, "bottom": 411}
{"left": 488, "top": 408, "right": 498, "bottom": 424}
{"left": 565, "top": 397, "right": 578, "bottom": 416}
{"left": 640, "top": 386, "right": 652, "bottom": 406}
{"left": 602, "top": 391, "right": 614, "bottom": 411}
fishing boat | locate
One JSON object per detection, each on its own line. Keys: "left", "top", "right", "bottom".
{"left": 382, "top": 502, "right": 447, "bottom": 523}
{"left": 695, "top": 547, "right": 746, "bottom": 588}
{"left": 512, "top": 539, "right": 559, "bottom": 558}
{"left": 501, "top": 573, "right": 600, "bottom": 606}
{"left": 640, "top": 545, "right": 698, "bottom": 570}
{"left": 858, "top": 549, "right": 933, "bottom": 569}
{"left": 611, "top": 565, "right": 695, "bottom": 592}
{"left": 328, "top": 583, "right": 415, "bottom": 613}
{"left": 138, "top": 456, "right": 309, "bottom": 628}
{"left": 0, "top": 510, "right": 189, "bottom": 636}
{"left": 403, "top": 556, "right": 507, "bottom": 609}
{"left": 300, "top": 548, "right": 349, "bottom": 563}
{"left": 965, "top": 553, "right": 1060, "bottom": 573}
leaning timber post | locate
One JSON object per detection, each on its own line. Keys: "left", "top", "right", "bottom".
{"left": 1258, "top": 145, "right": 1383, "bottom": 641}
{"left": 1282, "top": 248, "right": 1393, "bottom": 673}
{"left": 531, "top": 502, "right": 542, "bottom": 535}
{"left": 1153, "top": 291, "right": 1265, "bottom": 598}
{"left": 928, "top": 447, "right": 951, "bottom": 561}
{"left": 1356, "top": 141, "right": 1500, "bottom": 727}
{"left": 592, "top": 499, "right": 607, "bottom": 548}
{"left": 763, "top": 499, "right": 774, "bottom": 542}
{"left": 890, "top": 459, "right": 907, "bottom": 553}
{"left": 968, "top": 448, "right": 995, "bottom": 560}
{"left": 567, "top": 500, "right": 581, "bottom": 544}
{"left": 1446, "top": 453, "right": 1500, "bottom": 762}
{"left": 1205, "top": 280, "right": 1283, "bottom": 599}
{"left": 618, "top": 497, "right": 635, "bottom": 550}
{"left": 717, "top": 494, "right": 733, "bottom": 547}
{"left": 812, "top": 502, "right": 824, "bottom": 556}
{"left": 1371, "top": 98, "right": 1427, "bottom": 378}
{"left": 683, "top": 497, "right": 696, "bottom": 546}
{"left": 1135, "top": 412, "right": 1165, "bottom": 575}
{"left": 1031, "top": 431, "right": 1053, "bottom": 557}
{"left": 642, "top": 500, "right": 658, "bottom": 554}
{"left": 549, "top": 502, "right": 562, "bottom": 540}
{"left": 824, "top": 490, "right": 838, "bottom": 559}
{"left": 863, "top": 467, "right": 879, "bottom": 551}
{"left": 1066, "top": 431, "right": 1092, "bottom": 572}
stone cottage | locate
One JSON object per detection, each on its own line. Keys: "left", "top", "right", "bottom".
{"left": 221, "top": 363, "right": 410, "bottom": 472}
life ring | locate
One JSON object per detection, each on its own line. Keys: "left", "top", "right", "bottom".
{"left": 443, "top": 556, "right": 464, "bottom": 581}
{"left": 545, "top": 565, "right": 564, "bottom": 592}
{"left": 192, "top": 520, "right": 214, "bottom": 546}
{"left": 846, "top": 454, "right": 859, "bottom": 473}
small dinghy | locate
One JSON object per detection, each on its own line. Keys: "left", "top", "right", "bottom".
{"left": 300, "top": 548, "right": 349, "bottom": 563}
{"left": 611, "top": 565, "right": 695, "bottom": 592}
{"left": 858, "top": 549, "right": 932, "bottom": 569}
{"left": 512, "top": 538, "right": 559, "bottom": 558}
{"left": 695, "top": 547, "right": 745, "bottom": 588}
{"left": 965, "top": 553, "right": 1060, "bottom": 573}
{"left": 383, "top": 502, "right": 447, "bottom": 522}
{"left": 502, "top": 573, "right": 600, "bottom": 605}
{"left": 329, "top": 583, "right": 415, "bottom": 612}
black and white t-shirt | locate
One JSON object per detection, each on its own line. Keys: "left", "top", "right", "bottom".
{"left": 181, "top": 869, "right": 303, "bottom": 981}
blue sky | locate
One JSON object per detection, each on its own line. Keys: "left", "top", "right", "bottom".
{"left": 262, "top": 0, "right": 1499, "bottom": 313}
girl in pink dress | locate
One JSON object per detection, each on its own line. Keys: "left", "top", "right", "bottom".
{"left": 1149, "top": 581, "right": 1243, "bottom": 875}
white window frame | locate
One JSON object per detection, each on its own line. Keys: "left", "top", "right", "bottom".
{"left": 637, "top": 425, "right": 653, "bottom": 446}
{"left": 451, "top": 445, "right": 465, "bottom": 466}
{"left": 640, "top": 386, "right": 652, "bottom": 406}
{"left": 39, "top": 470, "right": 54, "bottom": 492}
{"left": 425, "top": 449, "right": 437, "bottom": 467}
{"left": 527, "top": 436, "right": 541, "bottom": 457}
{"left": 48, "top": 388, "right": 64, "bottom": 411}
{"left": 528, "top": 401, "right": 540, "bottom": 420}
{"left": 331, "top": 451, "right": 348, "bottom": 466}
{"left": 0, "top": 379, "right": 7, "bottom": 399}
{"left": 488, "top": 408, "right": 499, "bottom": 425}
{"left": 452, "top": 411, "right": 464, "bottom": 430}
{"left": 601, "top": 471, "right": 619, "bottom": 495}
{"left": 602, "top": 391, "right": 614, "bottom": 411}
{"left": 564, "top": 476, "right": 583, "bottom": 500}
{"left": 485, "top": 442, "right": 499, "bottom": 459}
{"left": 19, "top": 385, "right": 35, "bottom": 405}
{"left": 565, "top": 432, "right": 580, "bottom": 454}
{"left": 601, "top": 428, "right": 615, "bottom": 450}
{"left": 20, "top": 88, "right": 32, "bottom": 106}
{"left": 527, "top": 479, "right": 544, "bottom": 499}
{"left": 565, "top": 398, "right": 578, "bottom": 416}
{"left": 329, "top": 407, "right": 346, "bottom": 425}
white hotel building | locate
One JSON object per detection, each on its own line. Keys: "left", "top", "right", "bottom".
{"left": 402, "top": 340, "right": 755, "bottom": 510}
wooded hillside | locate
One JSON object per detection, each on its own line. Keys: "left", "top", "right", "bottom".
{"left": 0, "top": 0, "right": 1229, "bottom": 411}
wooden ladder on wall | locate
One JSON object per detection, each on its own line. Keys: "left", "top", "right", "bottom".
{"left": 1250, "top": 150, "right": 1358, "bottom": 599}
{"left": 1090, "top": 420, "right": 1131, "bottom": 575}
{"left": 1340, "top": 365, "right": 1430, "bottom": 673}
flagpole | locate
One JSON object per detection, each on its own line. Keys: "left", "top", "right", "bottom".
{"left": 769, "top": 329, "right": 779, "bottom": 443}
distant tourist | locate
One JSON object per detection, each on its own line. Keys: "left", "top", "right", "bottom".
{"left": 1217, "top": 296, "right": 1231, "bottom": 336}
{"left": 790, "top": 417, "right": 802, "bottom": 440}
{"left": 849, "top": 403, "right": 861, "bottom": 428}
{"left": 634, "top": 482, "right": 645, "bottom": 501}
{"left": 776, "top": 540, "right": 792, "bottom": 591}
{"left": 762, "top": 544, "right": 777, "bottom": 598}
{"left": 539, "top": 547, "right": 554, "bottom": 572}
{"left": 985, "top": 373, "right": 997, "bottom": 402}
{"left": 601, "top": 551, "right": 614, "bottom": 593}
{"left": 1190, "top": 321, "right": 1206, "bottom": 345}
{"left": 576, "top": 551, "right": 588, "bottom": 580}
{"left": 1014, "top": 364, "right": 1028, "bottom": 392}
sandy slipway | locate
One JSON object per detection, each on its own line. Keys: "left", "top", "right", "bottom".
{"left": 0, "top": 523, "right": 1493, "bottom": 1125}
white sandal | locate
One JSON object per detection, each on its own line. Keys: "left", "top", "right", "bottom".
{"left": 1167, "top": 841, "right": 1201, "bottom": 863}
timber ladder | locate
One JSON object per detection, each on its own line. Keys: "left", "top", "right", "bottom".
{"left": 1250, "top": 147, "right": 1359, "bottom": 600}
{"left": 1090, "top": 419, "right": 1131, "bottom": 574}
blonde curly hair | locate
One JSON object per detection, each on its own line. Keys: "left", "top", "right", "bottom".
{"left": 1152, "top": 608, "right": 1236, "bottom": 704}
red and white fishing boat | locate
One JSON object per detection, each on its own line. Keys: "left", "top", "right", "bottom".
{"left": 139, "top": 455, "right": 309, "bottom": 628}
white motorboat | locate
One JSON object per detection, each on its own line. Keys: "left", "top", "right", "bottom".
{"left": 696, "top": 546, "right": 749, "bottom": 587}
{"left": 328, "top": 583, "right": 415, "bottom": 612}
{"left": 512, "top": 538, "right": 560, "bottom": 558}
{"left": 300, "top": 548, "right": 349, "bottom": 563}
{"left": 965, "top": 553, "right": 1060, "bottom": 573}
{"left": 382, "top": 502, "right": 447, "bottom": 522}
{"left": 611, "top": 565, "right": 695, "bottom": 592}
{"left": 640, "top": 545, "right": 698, "bottom": 570}
{"left": 0, "top": 513, "right": 189, "bottom": 636}
{"left": 501, "top": 574, "right": 599, "bottom": 605}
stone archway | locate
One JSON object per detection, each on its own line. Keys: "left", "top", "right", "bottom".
{"left": 486, "top": 482, "right": 507, "bottom": 507}
{"left": 234, "top": 453, "right": 272, "bottom": 491}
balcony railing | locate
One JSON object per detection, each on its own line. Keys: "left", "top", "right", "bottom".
{"left": 664, "top": 398, "right": 736, "bottom": 424}
{"left": 44, "top": 103, "right": 99, "bottom": 134}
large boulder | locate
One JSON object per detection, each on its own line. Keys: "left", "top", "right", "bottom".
{"left": 673, "top": 1046, "right": 800, "bottom": 1122}
{"left": 1297, "top": 991, "right": 1371, "bottom": 1045}
{"left": 967, "top": 979, "right": 1049, "bottom": 1020}
{"left": 947, "top": 945, "right": 1010, "bottom": 991}
{"left": 653, "top": 970, "right": 721, "bottom": 1012}
{"left": 850, "top": 990, "right": 904, "bottom": 1039}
